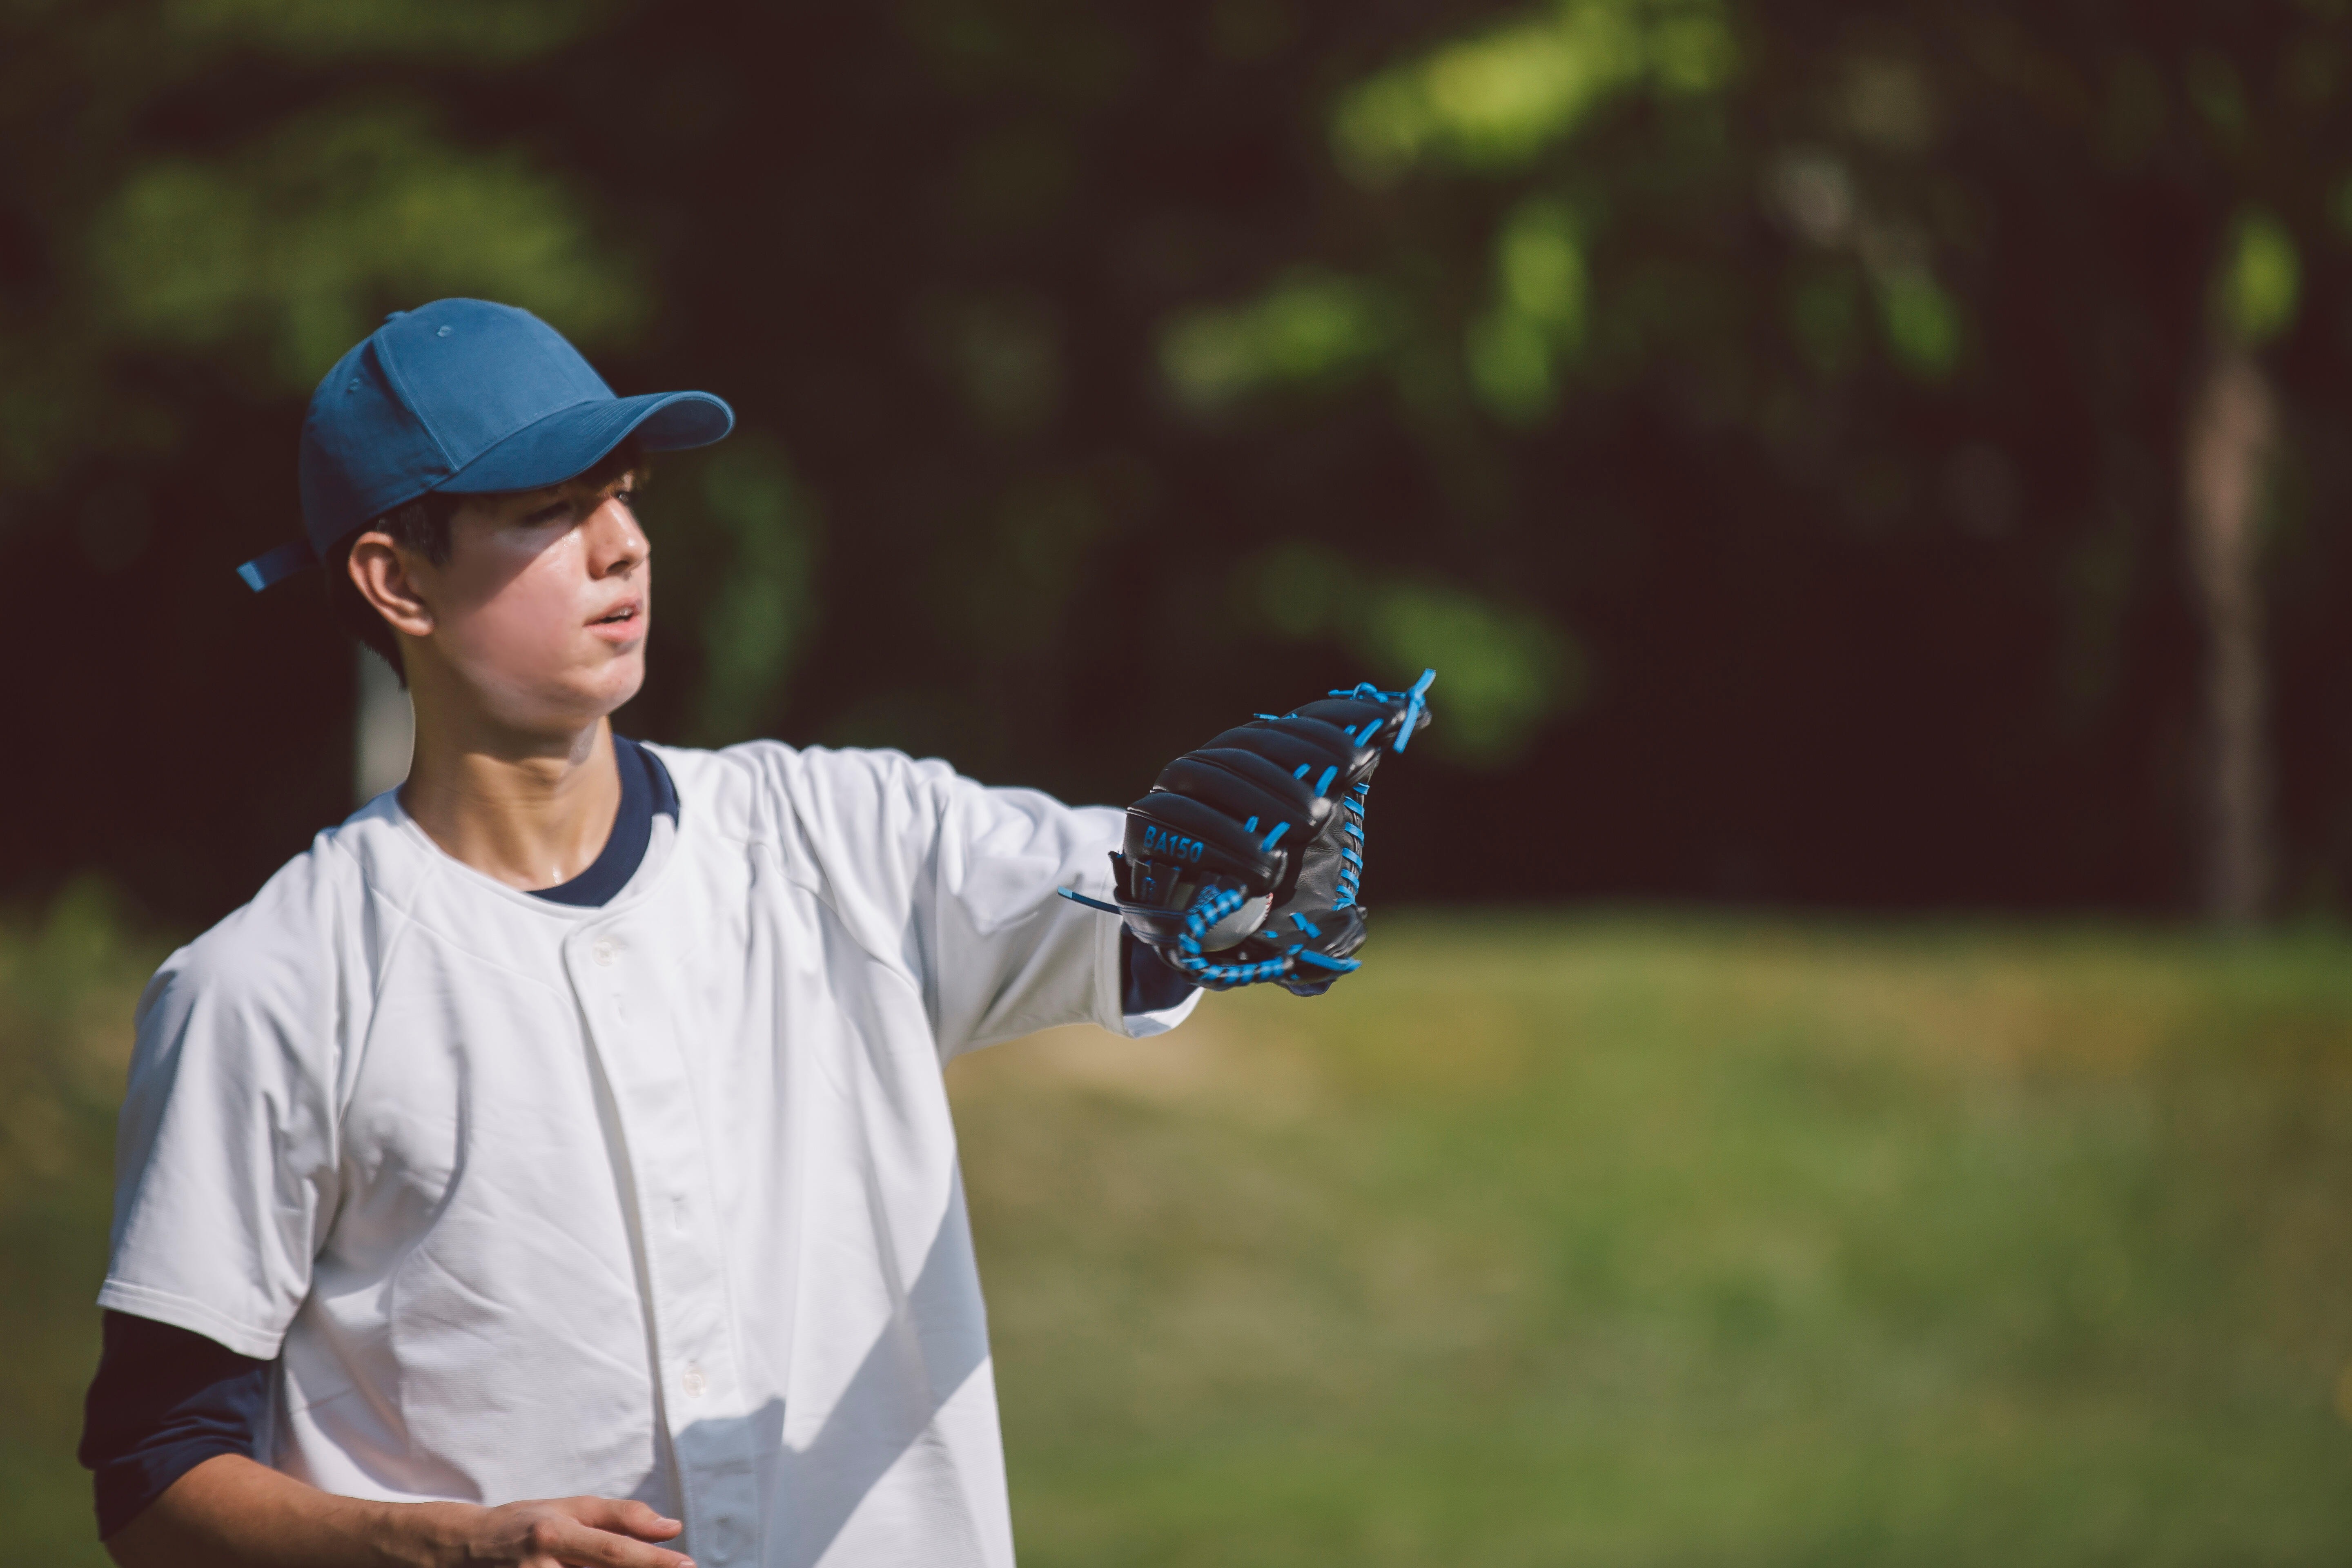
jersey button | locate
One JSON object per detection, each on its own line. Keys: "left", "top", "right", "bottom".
{"left": 592, "top": 938, "right": 618, "bottom": 966}
{"left": 682, "top": 1364, "right": 708, "bottom": 1398}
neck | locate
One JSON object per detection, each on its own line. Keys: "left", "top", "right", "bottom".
{"left": 399, "top": 699, "right": 622, "bottom": 893}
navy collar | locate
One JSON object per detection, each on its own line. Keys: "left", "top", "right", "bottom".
{"left": 527, "top": 735, "right": 678, "bottom": 908}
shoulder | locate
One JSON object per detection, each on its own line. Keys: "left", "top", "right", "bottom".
{"left": 646, "top": 739, "right": 957, "bottom": 840}
{"left": 136, "top": 807, "right": 391, "bottom": 1067}
{"left": 645, "top": 741, "right": 978, "bottom": 944}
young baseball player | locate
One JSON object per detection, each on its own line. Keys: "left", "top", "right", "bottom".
{"left": 79, "top": 299, "right": 1427, "bottom": 1568}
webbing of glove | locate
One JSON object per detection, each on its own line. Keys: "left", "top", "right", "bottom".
{"left": 1065, "top": 669, "right": 1434, "bottom": 995}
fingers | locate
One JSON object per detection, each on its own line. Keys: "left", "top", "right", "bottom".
{"left": 515, "top": 1498, "right": 692, "bottom": 1568}
{"left": 566, "top": 1497, "right": 686, "bottom": 1541}
{"left": 526, "top": 1519, "right": 693, "bottom": 1567}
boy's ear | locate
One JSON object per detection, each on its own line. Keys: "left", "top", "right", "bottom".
{"left": 347, "top": 532, "right": 436, "bottom": 639}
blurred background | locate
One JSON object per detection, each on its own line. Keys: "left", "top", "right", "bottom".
{"left": 7, "top": 0, "right": 2352, "bottom": 1560}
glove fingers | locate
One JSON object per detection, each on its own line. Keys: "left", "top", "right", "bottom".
{"left": 1234, "top": 904, "right": 1370, "bottom": 997}
{"left": 1123, "top": 790, "right": 1282, "bottom": 887}
{"left": 1263, "top": 713, "right": 1391, "bottom": 794}
{"left": 1255, "top": 904, "right": 1368, "bottom": 960}
{"left": 1195, "top": 722, "right": 1352, "bottom": 779}
{"left": 1252, "top": 713, "right": 1366, "bottom": 762}
{"left": 1145, "top": 757, "right": 1329, "bottom": 852}
{"left": 1153, "top": 748, "right": 1321, "bottom": 822}
{"left": 1288, "top": 695, "right": 1430, "bottom": 750}
{"left": 1286, "top": 697, "right": 1401, "bottom": 740}
{"left": 1215, "top": 716, "right": 1386, "bottom": 802}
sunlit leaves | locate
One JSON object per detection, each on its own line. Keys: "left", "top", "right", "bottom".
{"left": 2219, "top": 209, "right": 2300, "bottom": 345}
{"left": 1336, "top": 10, "right": 1641, "bottom": 180}
{"left": 1468, "top": 198, "right": 1586, "bottom": 421}
{"left": 1235, "top": 543, "right": 1580, "bottom": 766}
{"left": 1163, "top": 216, "right": 1589, "bottom": 425}
{"left": 1465, "top": 310, "right": 1555, "bottom": 422}
{"left": 1161, "top": 270, "right": 1391, "bottom": 410}
{"left": 1331, "top": 0, "right": 1732, "bottom": 185}
{"left": 1766, "top": 149, "right": 1960, "bottom": 380}
{"left": 1365, "top": 582, "right": 1581, "bottom": 761}
{"left": 1873, "top": 267, "right": 1961, "bottom": 379}
{"left": 88, "top": 107, "right": 641, "bottom": 389}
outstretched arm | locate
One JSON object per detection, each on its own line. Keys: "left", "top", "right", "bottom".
{"left": 107, "top": 1455, "right": 693, "bottom": 1568}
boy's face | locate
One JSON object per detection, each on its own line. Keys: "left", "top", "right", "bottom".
{"left": 361, "top": 477, "right": 651, "bottom": 735}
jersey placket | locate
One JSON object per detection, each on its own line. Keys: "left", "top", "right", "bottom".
{"left": 564, "top": 916, "right": 762, "bottom": 1566}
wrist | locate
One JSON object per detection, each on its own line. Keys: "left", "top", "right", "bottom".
{"left": 345, "top": 1497, "right": 475, "bottom": 1568}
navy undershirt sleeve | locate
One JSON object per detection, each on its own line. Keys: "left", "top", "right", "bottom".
{"left": 1122, "top": 929, "right": 1196, "bottom": 1013}
{"left": 78, "top": 1311, "right": 272, "bottom": 1539}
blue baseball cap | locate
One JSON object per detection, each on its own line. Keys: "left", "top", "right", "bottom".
{"left": 239, "top": 298, "right": 735, "bottom": 590}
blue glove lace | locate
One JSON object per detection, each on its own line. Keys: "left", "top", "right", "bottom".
{"left": 1333, "top": 782, "right": 1369, "bottom": 911}
{"left": 1167, "top": 883, "right": 1362, "bottom": 988}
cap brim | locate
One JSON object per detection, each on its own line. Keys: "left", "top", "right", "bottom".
{"left": 434, "top": 390, "right": 735, "bottom": 496}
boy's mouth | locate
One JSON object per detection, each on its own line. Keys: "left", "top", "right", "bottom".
{"left": 592, "top": 600, "right": 641, "bottom": 626}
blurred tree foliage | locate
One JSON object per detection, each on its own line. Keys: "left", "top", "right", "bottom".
{"left": 8, "top": 0, "right": 2352, "bottom": 923}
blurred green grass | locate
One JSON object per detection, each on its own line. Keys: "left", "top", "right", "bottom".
{"left": 0, "top": 885, "right": 167, "bottom": 1563}
{"left": 952, "top": 913, "right": 2352, "bottom": 1566}
{"left": 7, "top": 901, "right": 2352, "bottom": 1562}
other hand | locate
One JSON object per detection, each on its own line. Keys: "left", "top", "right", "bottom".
{"left": 427, "top": 1494, "right": 693, "bottom": 1568}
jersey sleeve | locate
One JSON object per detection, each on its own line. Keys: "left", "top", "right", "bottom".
{"left": 96, "top": 869, "right": 345, "bottom": 1361}
{"left": 764, "top": 745, "right": 1199, "bottom": 1058}
{"left": 924, "top": 767, "right": 1193, "bottom": 1055}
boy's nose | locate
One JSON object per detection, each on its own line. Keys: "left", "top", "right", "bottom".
{"left": 584, "top": 494, "right": 649, "bottom": 575}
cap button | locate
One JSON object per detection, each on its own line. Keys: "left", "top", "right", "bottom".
{"left": 384, "top": 310, "right": 405, "bottom": 322}
{"left": 436, "top": 325, "right": 452, "bottom": 337}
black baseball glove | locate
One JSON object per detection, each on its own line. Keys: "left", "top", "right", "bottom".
{"left": 1065, "top": 671, "right": 1434, "bottom": 996}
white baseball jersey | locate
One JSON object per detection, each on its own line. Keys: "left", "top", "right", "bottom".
{"left": 99, "top": 741, "right": 1196, "bottom": 1568}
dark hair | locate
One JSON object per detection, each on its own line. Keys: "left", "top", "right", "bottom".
{"left": 325, "top": 440, "right": 648, "bottom": 686}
